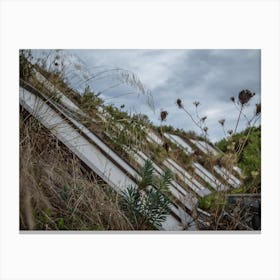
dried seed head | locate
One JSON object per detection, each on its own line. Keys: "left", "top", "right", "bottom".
{"left": 238, "top": 89, "right": 255, "bottom": 105}
{"left": 193, "top": 101, "right": 200, "bottom": 107}
{"left": 227, "top": 129, "right": 233, "bottom": 135}
{"left": 163, "top": 142, "right": 170, "bottom": 152}
{"left": 218, "top": 119, "right": 225, "bottom": 126}
{"left": 255, "top": 103, "right": 261, "bottom": 115}
{"left": 230, "top": 96, "right": 235, "bottom": 102}
{"left": 160, "top": 110, "right": 168, "bottom": 121}
{"left": 176, "top": 98, "right": 183, "bottom": 109}
{"left": 201, "top": 116, "right": 207, "bottom": 122}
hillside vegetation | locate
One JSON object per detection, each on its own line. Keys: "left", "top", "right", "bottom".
{"left": 19, "top": 50, "right": 261, "bottom": 230}
{"left": 216, "top": 126, "right": 261, "bottom": 193}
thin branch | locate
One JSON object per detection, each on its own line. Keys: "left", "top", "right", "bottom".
{"left": 234, "top": 104, "right": 244, "bottom": 134}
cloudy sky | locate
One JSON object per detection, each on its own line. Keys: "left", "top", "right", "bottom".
{"left": 34, "top": 49, "right": 261, "bottom": 142}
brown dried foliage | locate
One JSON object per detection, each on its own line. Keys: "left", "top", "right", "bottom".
{"left": 20, "top": 110, "right": 134, "bottom": 230}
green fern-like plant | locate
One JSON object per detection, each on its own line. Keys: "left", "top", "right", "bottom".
{"left": 140, "top": 187, "right": 171, "bottom": 228}
{"left": 121, "top": 160, "right": 172, "bottom": 229}
{"left": 138, "top": 160, "right": 154, "bottom": 190}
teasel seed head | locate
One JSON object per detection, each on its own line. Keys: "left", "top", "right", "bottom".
{"left": 160, "top": 110, "right": 168, "bottom": 121}
{"left": 218, "top": 119, "right": 225, "bottom": 126}
{"left": 176, "top": 98, "right": 183, "bottom": 109}
{"left": 201, "top": 116, "right": 207, "bottom": 122}
{"left": 238, "top": 89, "right": 255, "bottom": 105}
{"left": 255, "top": 103, "right": 261, "bottom": 115}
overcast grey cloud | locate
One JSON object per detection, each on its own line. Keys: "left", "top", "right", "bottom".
{"left": 33, "top": 49, "right": 261, "bottom": 142}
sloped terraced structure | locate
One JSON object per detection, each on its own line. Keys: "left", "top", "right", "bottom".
{"left": 20, "top": 68, "right": 244, "bottom": 231}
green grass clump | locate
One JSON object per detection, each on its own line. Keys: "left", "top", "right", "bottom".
{"left": 198, "top": 192, "right": 226, "bottom": 211}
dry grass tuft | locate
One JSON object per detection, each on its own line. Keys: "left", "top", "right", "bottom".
{"left": 20, "top": 108, "right": 134, "bottom": 230}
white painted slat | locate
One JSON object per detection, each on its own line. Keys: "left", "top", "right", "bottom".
{"left": 190, "top": 139, "right": 208, "bottom": 154}
{"left": 165, "top": 159, "right": 205, "bottom": 191}
{"left": 174, "top": 206, "right": 197, "bottom": 230}
{"left": 137, "top": 151, "right": 169, "bottom": 179}
{"left": 233, "top": 166, "right": 242, "bottom": 175}
{"left": 68, "top": 119, "right": 140, "bottom": 180}
{"left": 146, "top": 130, "right": 163, "bottom": 145}
{"left": 197, "top": 207, "right": 211, "bottom": 217}
{"left": 220, "top": 167, "right": 241, "bottom": 185}
{"left": 34, "top": 70, "right": 82, "bottom": 113}
{"left": 193, "top": 162, "right": 227, "bottom": 191}
{"left": 191, "top": 139, "right": 219, "bottom": 156}
{"left": 169, "top": 205, "right": 197, "bottom": 230}
{"left": 163, "top": 159, "right": 211, "bottom": 197}
{"left": 164, "top": 133, "right": 193, "bottom": 154}
{"left": 197, "top": 140, "right": 219, "bottom": 155}
{"left": 160, "top": 214, "right": 183, "bottom": 231}
{"left": 129, "top": 150, "right": 197, "bottom": 211}
{"left": 213, "top": 166, "right": 238, "bottom": 188}
{"left": 213, "top": 166, "right": 241, "bottom": 188}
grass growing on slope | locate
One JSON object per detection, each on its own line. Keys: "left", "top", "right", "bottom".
{"left": 20, "top": 109, "right": 136, "bottom": 230}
